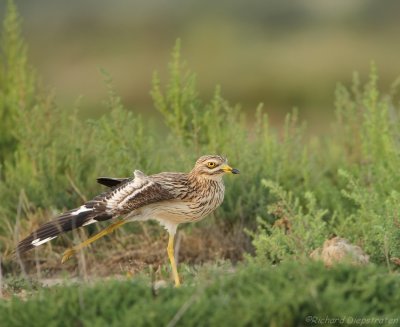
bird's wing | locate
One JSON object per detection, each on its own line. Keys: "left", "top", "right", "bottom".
{"left": 105, "top": 170, "right": 175, "bottom": 215}
{"left": 97, "top": 177, "right": 129, "bottom": 188}
{"left": 15, "top": 170, "right": 174, "bottom": 255}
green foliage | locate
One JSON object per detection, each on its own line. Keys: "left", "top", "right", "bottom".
{"left": 251, "top": 66, "right": 400, "bottom": 267}
{"left": 151, "top": 40, "right": 245, "bottom": 155}
{"left": 251, "top": 180, "right": 329, "bottom": 264}
{"left": 1, "top": 261, "right": 399, "bottom": 326}
{"left": 2, "top": 275, "right": 41, "bottom": 293}
{"left": 338, "top": 169, "right": 400, "bottom": 264}
{"left": 151, "top": 39, "right": 199, "bottom": 144}
{"left": 0, "top": 0, "right": 37, "bottom": 164}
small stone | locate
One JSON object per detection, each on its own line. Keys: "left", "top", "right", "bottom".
{"left": 310, "top": 236, "right": 369, "bottom": 267}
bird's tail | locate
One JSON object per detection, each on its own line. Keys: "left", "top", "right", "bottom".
{"left": 15, "top": 204, "right": 106, "bottom": 255}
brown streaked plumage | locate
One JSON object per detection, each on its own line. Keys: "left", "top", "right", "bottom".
{"left": 15, "top": 155, "right": 239, "bottom": 286}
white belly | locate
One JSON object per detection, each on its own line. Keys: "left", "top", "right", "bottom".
{"left": 127, "top": 201, "right": 194, "bottom": 223}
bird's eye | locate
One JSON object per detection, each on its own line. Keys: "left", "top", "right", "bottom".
{"left": 207, "top": 162, "right": 216, "bottom": 168}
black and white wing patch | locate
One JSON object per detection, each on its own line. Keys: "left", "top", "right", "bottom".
{"left": 15, "top": 204, "right": 106, "bottom": 255}
{"left": 104, "top": 170, "right": 174, "bottom": 215}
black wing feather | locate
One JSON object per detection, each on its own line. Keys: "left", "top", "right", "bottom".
{"left": 97, "top": 177, "right": 128, "bottom": 187}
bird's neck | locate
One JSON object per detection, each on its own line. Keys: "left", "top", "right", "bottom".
{"left": 188, "top": 171, "right": 224, "bottom": 188}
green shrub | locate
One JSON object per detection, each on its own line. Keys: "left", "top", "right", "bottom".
{"left": 250, "top": 180, "right": 329, "bottom": 264}
{"left": 1, "top": 261, "right": 399, "bottom": 326}
{"left": 251, "top": 68, "right": 400, "bottom": 267}
{"left": 338, "top": 169, "right": 400, "bottom": 264}
{"left": 0, "top": 0, "right": 37, "bottom": 165}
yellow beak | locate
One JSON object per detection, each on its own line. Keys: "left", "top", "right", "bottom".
{"left": 222, "top": 165, "right": 240, "bottom": 174}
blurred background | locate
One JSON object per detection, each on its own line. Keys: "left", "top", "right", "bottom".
{"left": 3, "top": 0, "right": 400, "bottom": 131}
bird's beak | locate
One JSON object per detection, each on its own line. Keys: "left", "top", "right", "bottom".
{"left": 231, "top": 168, "right": 240, "bottom": 174}
{"left": 222, "top": 165, "right": 240, "bottom": 174}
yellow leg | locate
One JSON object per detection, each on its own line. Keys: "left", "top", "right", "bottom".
{"left": 167, "top": 234, "right": 181, "bottom": 287}
{"left": 61, "top": 220, "right": 126, "bottom": 263}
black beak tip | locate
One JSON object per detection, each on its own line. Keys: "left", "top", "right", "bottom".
{"left": 232, "top": 168, "right": 240, "bottom": 174}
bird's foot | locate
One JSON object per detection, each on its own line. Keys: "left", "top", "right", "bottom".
{"left": 61, "top": 248, "right": 76, "bottom": 263}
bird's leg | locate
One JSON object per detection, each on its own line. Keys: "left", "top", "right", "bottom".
{"left": 167, "top": 233, "right": 181, "bottom": 287}
{"left": 61, "top": 220, "right": 126, "bottom": 263}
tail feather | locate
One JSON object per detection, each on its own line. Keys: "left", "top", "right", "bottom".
{"left": 15, "top": 205, "right": 109, "bottom": 255}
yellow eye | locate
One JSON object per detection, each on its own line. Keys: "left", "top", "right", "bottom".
{"left": 207, "top": 162, "right": 216, "bottom": 168}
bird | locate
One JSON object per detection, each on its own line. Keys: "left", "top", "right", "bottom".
{"left": 15, "top": 155, "right": 239, "bottom": 286}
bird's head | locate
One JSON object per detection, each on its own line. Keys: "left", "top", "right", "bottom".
{"left": 191, "top": 155, "right": 240, "bottom": 180}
